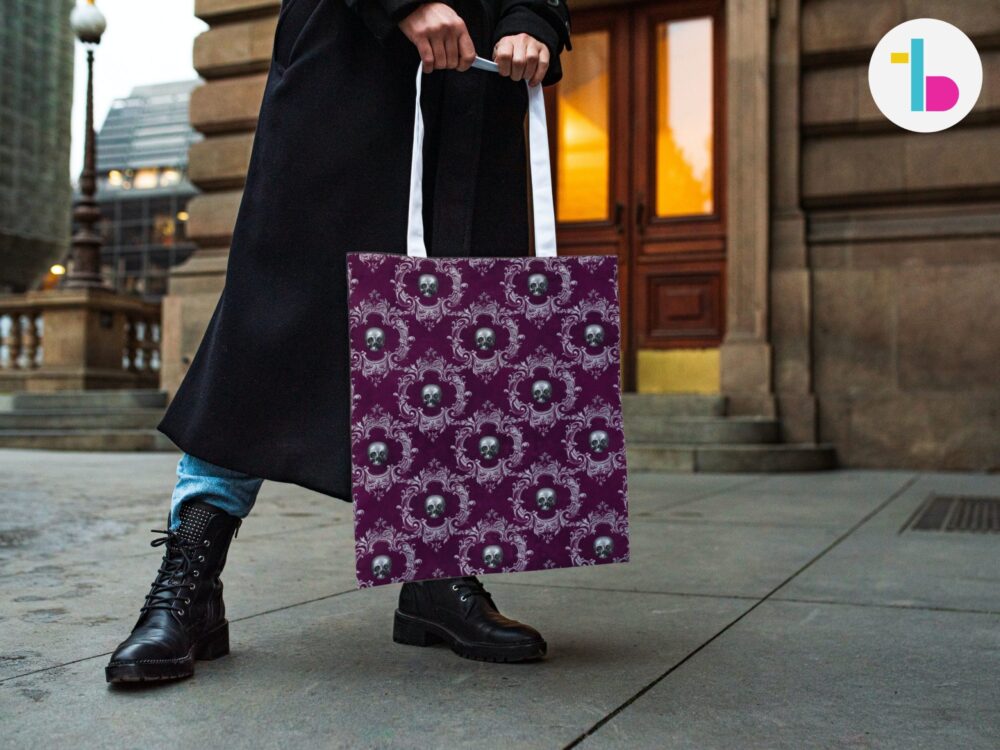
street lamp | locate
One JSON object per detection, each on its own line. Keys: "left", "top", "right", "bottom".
{"left": 65, "top": 0, "right": 107, "bottom": 289}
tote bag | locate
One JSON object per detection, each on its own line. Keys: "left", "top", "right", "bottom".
{"left": 347, "top": 59, "right": 629, "bottom": 587}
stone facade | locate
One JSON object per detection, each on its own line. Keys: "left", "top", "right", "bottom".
{"left": 167, "top": 0, "right": 1000, "bottom": 470}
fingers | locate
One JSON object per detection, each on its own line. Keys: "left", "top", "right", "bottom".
{"left": 431, "top": 36, "right": 447, "bottom": 70}
{"left": 494, "top": 34, "right": 549, "bottom": 85}
{"left": 457, "top": 31, "right": 476, "bottom": 72}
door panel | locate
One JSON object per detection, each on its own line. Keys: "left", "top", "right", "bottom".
{"left": 550, "top": 0, "right": 726, "bottom": 389}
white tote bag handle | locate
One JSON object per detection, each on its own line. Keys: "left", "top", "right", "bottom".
{"left": 406, "top": 57, "right": 557, "bottom": 259}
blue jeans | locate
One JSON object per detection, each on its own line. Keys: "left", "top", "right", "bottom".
{"left": 169, "top": 453, "right": 264, "bottom": 530}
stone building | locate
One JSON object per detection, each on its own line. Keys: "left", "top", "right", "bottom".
{"left": 0, "top": 0, "right": 76, "bottom": 292}
{"left": 167, "top": 0, "right": 999, "bottom": 470}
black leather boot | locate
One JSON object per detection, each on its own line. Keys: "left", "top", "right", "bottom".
{"left": 105, "top": 501, "right": 241, "bottom": 683}
{"left": 393, "top": 576, "right": 546, "bottom": 662}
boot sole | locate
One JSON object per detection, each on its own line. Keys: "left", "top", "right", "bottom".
{"left": 392, "top": 610, "right": 547, "bottom": 663}
{"left": 105, "top": 621, "right": 230, "bottom": 684}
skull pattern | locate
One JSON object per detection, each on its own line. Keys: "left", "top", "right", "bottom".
{"left": 588, "top": 429, "right": 610, "bottom": 454}
{"left": 478, "top": 435, "right": 500, "bottom": 460}
{"left": 474, "top": 326, "right": 496, "bottom": 351}
{"left": 584, "top": 323, "right": 605, "bottom": 348}
{"left": 527, "top": 272, "right": 548, "bottom": 297}
{"left": 424, "top": 494, "right": 446, "bottom": 519}
{"left": 367, "top": 440, "right": 389, "bottom": 466}
{"left": 482, "top": 544, "right": 503, "bottom": 568}
{"left": 371, "top": 554, "right": 392, "bottom": 579}
{"left": 364, "top": 326, "right": 386, "bottom": 353}
{"left": 417, "top": 273, "right": 438, "bottom": 298}
{"left": 593, "top": 536, "right": 614, "bottom": 559}
{"left": 420, "top": 383, "right": 442, "bottom": 408}
{"left": 531, "top": 379, "right": 553, "bottom": 405}
{"left": 535, "top": 486, "right": 557, "bottom": 511}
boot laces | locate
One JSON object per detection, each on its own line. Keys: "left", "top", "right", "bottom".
{"left": 449, "top": 576, "right": 493, "bottom": 604}
{"left": 140, "top": 529, "right": 205, "bottom": 617}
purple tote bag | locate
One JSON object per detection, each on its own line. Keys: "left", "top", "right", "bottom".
{"left": 347, "top": 60, "right": 629, "bottom": 587}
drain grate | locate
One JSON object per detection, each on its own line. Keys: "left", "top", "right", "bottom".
{"left": 903, "top": 495, "right": 1000, "bottom": 533}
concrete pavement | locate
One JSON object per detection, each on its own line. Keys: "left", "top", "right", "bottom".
{"left": 0, "top": 451, "right": 997, "bottom": 749}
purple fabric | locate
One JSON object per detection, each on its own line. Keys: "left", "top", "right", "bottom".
{"left": 347, "top": 252, "right": 630, "bottom": 587}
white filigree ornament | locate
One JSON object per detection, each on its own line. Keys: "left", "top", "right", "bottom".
{"left": 560, "top": 290, "right": 621, "bottom": 376}
{"left": 395, "top": 349, "right": 471, "bottom": 439}
{"left": 452, "top": 400, "right": 527, "bottom": 489}
{"left": 393, "top": 258, "right": 467, "bottom": 327}
{"left": 566, "top": 502, "right": 629, "bottom": 566}
{"left": 502, "top": 259, "right": 576, "bottom": 327}
{"left": 355, "top": 518, "right": 422, "bottom": 586}
{"left": 507, "top": 346, "right": 582, "bottom": 433}
{"left": 397, "top": 460, "right": 475, "bottom": 549}
{"left": 449, "top": 293, "right": 523, "bottom": 381}
{"left": 564, "top": 398, "right": 626, "bottom": 482}
{"left": 509, "top": 453, "right": 585, "bottom": 539}
{"left": 454, "top": 510, "right": 533, "bottom": 575}
{"left": 350, "top": 405, "right": 417, "bottom": 496}
{"left": 348, "top": 293, "right": 415, "bottom": 382}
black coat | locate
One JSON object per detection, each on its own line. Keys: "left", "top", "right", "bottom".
{"left": 158, "top": 0, "right": 572, "bottom": 499}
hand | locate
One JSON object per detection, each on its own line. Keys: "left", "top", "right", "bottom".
{"left": 398, "top": 3, "right": 476, "bottom": 73}
{"left": 493, "top": 33, "right": 550, "bottom": 86}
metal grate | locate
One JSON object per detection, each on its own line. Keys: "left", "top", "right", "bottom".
{"left": 903, "top": 495, "right": 1000, "bottom": 533}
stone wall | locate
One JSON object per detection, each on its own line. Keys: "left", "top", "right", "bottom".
{"left": 800, "top": 0, "right": 1000, "bottom": 469}
{"left": 161, "top": 0, "right": 278, "bottom": 396}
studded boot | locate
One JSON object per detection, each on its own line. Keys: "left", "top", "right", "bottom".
{"left": 393, "top": 576, "right": 546, "bottom": 662}
{"left": 105, "top": 501, "right": 241, "bottom": 683}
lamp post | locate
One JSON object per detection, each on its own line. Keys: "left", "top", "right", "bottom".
{"left": 65, "top": 0, "right": 107, "bottom": 289}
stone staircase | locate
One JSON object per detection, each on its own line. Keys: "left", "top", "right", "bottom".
{"left": 624, "top": 394, "right": 836, "bottom": 472}
{"left": 0, "top": 390, "right": 176, "bottom": 451}
{"left": 0, "top": 390, "right": 835, "bottom": 470}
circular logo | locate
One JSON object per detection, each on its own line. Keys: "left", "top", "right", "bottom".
{"left": 868, "top": 19, "right": 982, "bottom": 133}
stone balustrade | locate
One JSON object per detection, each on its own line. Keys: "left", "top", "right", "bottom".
{"left": 0, "top": 288, "right": 161, "bottom": 392}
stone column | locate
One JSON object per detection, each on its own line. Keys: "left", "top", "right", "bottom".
{"left": 768, "top": 0, "right": 817, "bottom": 442}
{"left": 160, "top": 0, "right": 278, "bottom": 397}
{"left": 719, "top": 0, "right": 774, "bottom": 416}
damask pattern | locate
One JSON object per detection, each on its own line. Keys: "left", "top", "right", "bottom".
{"left": 347, "top": 253, "right": 630, "bottom": 587}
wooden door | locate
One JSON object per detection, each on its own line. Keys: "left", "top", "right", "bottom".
{"left": 547, "top": 0, "right": 726, "bottom": 391}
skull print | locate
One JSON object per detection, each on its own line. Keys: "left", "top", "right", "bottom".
{"left": 527, "top": 272, "right": 548, "bottom": 297}
{"left": 367, "top": 440, "right": 389, "bottom": 466}
{"left": 421, "top": 383, "right": 442, "bottom": 408}
{"left": 424, "top": 494, "right": 446, "bottom": 519}
{"left": 474, "top": 326, "right": 496, "bottom": 351}
{"left": 531, "top": 379, "right": 553, "bottom": 405}
{"left": 584, "top": 323, "right": 605, "bottom": 348}
{"left": 364, "top": 326, "right": 385, "bottom": 353}
{"left": 417, "top": 273, "right": 438, "bottom": 298}
{"left": 371, "top": 554, "right": 392, "bottom": 579}
{"left": 482, "top": 544, "right": 503, "bottom": 569}
{"left": 593, "top": 536, "right": 613, "bottom": 559}
{"left": 588, "top": 429, "right": 610, "bottom": 454}
{"left": 535, "top": 486, "right": 557, "bottom": 511}
{"left": 478, "top": 435, "right": 500, "bottom": 460}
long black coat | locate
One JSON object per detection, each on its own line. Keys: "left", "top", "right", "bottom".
{"left": 158, "top": 0, "right": 572, "bottom": 499}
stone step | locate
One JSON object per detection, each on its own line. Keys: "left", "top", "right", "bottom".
{"left": 0, "top": 408, "right": 164, "bottom": 430}
{"left": 0, "top": 389, "right": 168, "bottom": 412}
{"left": 621, "top": 393, "right": 726, "bottom": 418}
{"left": 0, "top": 429, "right": 177, "bottom": 452}
{"left": 626, "top": 443, "right": 837, "bottom": 473}
{"left": 625, "top": 415, "right": 779, "bottom": 445}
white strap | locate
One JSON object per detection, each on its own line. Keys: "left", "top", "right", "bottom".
{"left": 406, "top": 58, "right": 557, "bottom": 259}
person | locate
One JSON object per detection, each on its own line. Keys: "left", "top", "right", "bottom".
{"left": 105, "top": 0, "right": 572, "bottom": 683}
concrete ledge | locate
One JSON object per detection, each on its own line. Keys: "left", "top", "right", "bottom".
{"left": 625, "top": 416, "right": 780, "bottom": 445}
{"left": 189, "top": 75, "right": 267, "bottom": 135}
{"left": 627, "top": 443, "right": 837, "bottom": 473}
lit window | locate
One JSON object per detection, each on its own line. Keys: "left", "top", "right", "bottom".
{"left": 134, "top": 169, "right": 159, "bottom": 189}
{"left": 159, "top": 169, "right": 182, "bottom": 187}
{"left": 107, "top": 169, "right": 123, "bottom": 186}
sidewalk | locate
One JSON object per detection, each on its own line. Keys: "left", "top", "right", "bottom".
{"left": 1, "top": 450, "right": 997, "bottom": 749}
